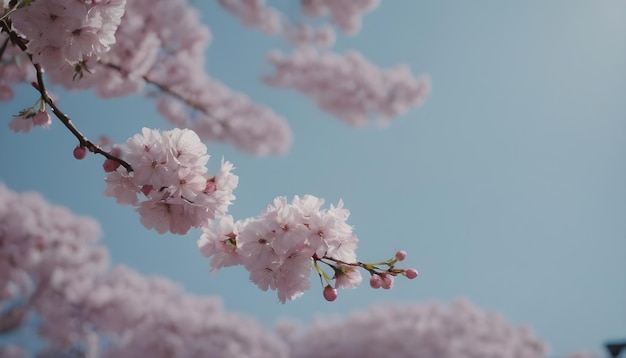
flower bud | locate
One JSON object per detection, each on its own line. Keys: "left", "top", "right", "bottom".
{"left": 395, "top": 250, "right": 407, "bottom": 261}
{"left": 369, "top": 274, "right": 382, "bottom": 289}
{"left": 32, "top": 111, "right": 51, "bottom": 127}
{"left": 103, "top": 159, "right": 120, "bottom": 173}
{"left": 73, "top": 146, "right": 87, "bottom": 160}
{"left": 141, "top": 185, "right": 153, "bottom": 196}
{"left": 323, "top": 285, "right": 338, "bottom": 302}
{"left": 405, "top": 268, "right": 418, "bottom": 279}
{"left": 380, "top": 273, "right": 394, "bottom": 290}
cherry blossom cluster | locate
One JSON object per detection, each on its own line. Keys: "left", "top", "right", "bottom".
{"left": 39, "top": 266, "right": 289, "bottom": 358}
{"left": 2, "top": 0, "right": 429, "bottom": 155}
{"left": 300, "top": 0, "right": 380, "bottom": 35}
{"left": 216, "top": 0, "right": 379, "bottom": 36}
{"left": 49, "top": 0, "right": 292, "bottom": 156}
{"left": 2, "top": 0, "right": 292, "bottom": 155}
{"left": 216, "top": 0, "right": 283, "bottom": 35}
{"left": 0, "top": 183, "right": 288, "bottom": 357}
{"left": 279, "top": 300, "right": 549, "bottom": 358}
{"left": 285, "top": 25, "right": 336, "bottom": 48}
{"left": 213, "top": 0, "right": 430, "bottom": 128}
{"left": 265, "top": 47, "right": 431, "bottom": 126}
{"left": 113, "top": 0, "right": 291, "bottom": 155}
{"left": 0, "top": 182, "right": 108, "bottom": 337}
{"left": 103, "top": 127, "right": 238, "bottom": 235}
{"left": 0, "top": 184, "right": 601, "bottom": 357}
{"left": 198, "top": 195, "right": 417, "bottom": 303}
{"left": 7, "top": 105, "right": 51, "bottom": 133}
{"left": 8, "top": 0, "right": 126, "bottom": 70}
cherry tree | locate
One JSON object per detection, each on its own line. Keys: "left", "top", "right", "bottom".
{"left": 0, "top": 183, "right": 597, "bottom": 357}
{"left": 0, "top": 0, "right": 611, "bottom": 356}
{"left": 0, "top": 183, "right": 289, "bottom": 357}
{"left": 1, "top": 0, "right": 421, "bottom": 304}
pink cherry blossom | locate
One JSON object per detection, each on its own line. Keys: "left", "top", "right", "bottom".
{"left": 0, "top": 183, "right": 288, "bottom": 357}
{"left": 104, "top": 128, "right": 238, "bottom": 234}
{"left": 217, "top": 0, "right": 283, "bottom": 34}
{"left": 198, "top": 215, "right": 242, "bottom": 273}
{"left": 265, "top": 47, "right": 431, "bottom": 127}
{"left": 282, "top": 300, "right": 549, "bottom": 358}
{"left": 334, "top": 265, "right": 362, "bottom": 289}
{"left": 200, "top": 195, "right": 416, "bottom": 303}
{"left": 10, "top": 0, "right": 126, "bottom": 70}
{"left": 39, "top": 0, "right": 293, "bottom": 155}
{"left": 300, "top": 0, "right": 380, "bottom": 35}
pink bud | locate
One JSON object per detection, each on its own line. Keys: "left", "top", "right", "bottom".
{"left": 141, "top": 185, "right": 153, "bottom": 196}
{"left": 73, "top": 146, "right": 87, "bottom": 160}
{"left": 323, "top": 285, "right": 338, "bottom": 302}
{"left": 103, "top": 159, "right": 120, "bottom": 173}
{"left": 369, "top": 274, "right": 382, "bottom": 289}
{"left": 380, "top": 273, "right": 394, "bottom": 290}
{"left": 395, "top": 250, "right": 407, "bottom": 261}
{"left": 405, "top": 268, "right": 418, "bottom": 279}
{"left": 205, "top": 180, "right": 217, "bottom": 193}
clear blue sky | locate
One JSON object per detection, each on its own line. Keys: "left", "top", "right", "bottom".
{"left": 1, "top": 1, "right": 625, "bottom": 356}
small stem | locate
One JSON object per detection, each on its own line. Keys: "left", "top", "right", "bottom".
{"left": 0, "top": 7, "right": 18, "bottom": 23}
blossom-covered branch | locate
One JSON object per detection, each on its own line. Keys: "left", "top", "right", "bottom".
{"left": 0, "top": 183, "right": 600, "bottom": 357}
{"left": 0, "top": 17, "right": 133, "bottom": 171}
{"left": 103, "top": 128, "right": 238, "bottom": 235}
{"left": 198, "top": 195, "right": 418, "bottom": 303}
{"left": 1, "top": 0, "right": 293, "bottom": 156}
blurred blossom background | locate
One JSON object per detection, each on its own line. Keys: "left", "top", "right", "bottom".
{"left": 1, "top": 1, "right": 625, "bottom": 356}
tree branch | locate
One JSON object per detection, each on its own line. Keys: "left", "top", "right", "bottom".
{"left": 1, "top": 20, "right": 133, "bottom": 173}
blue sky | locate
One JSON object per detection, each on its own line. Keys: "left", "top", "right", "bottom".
{"left": 1, "top": 1, "right": 625, "bottom": 356}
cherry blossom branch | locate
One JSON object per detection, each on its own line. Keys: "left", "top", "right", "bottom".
{"left": 99, "top": 61, "right": 230, "bottom": 127}
{"left": 31, "top": 73, "right": 133, "bottom": 172}
{"left": 317, "top": 254, "right": 408, "bottom": 276}
{"left": 0, "top": 21, "right": 133, "bottom": 172}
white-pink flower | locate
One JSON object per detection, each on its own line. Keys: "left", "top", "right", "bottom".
{"left": 104, "top": 128, "right": 238, "bottom": 235}
{"left": 198, "top": 215, "right": 242, "bottom": 273}
{"left": 10, "top": 0, "right": 126, "bottom": 70}
{"left": 199, "top": 195, "right": 360, "bottom": 302}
